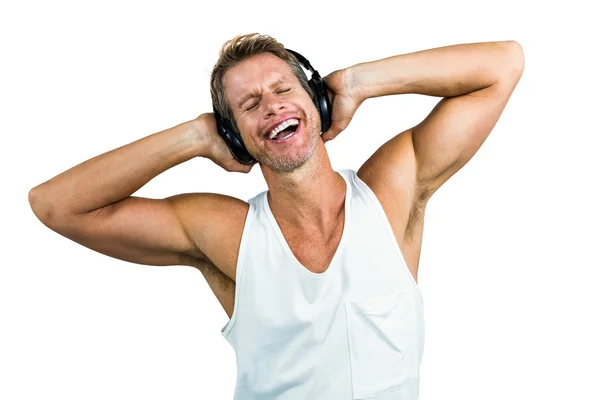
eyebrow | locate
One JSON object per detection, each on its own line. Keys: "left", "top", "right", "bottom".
{"left": 236, "top": 77, "right": 290, "bottom": 111}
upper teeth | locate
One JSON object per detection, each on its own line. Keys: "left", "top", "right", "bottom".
{"left": 268, "top": 119, "right": 299, "bottom": 140}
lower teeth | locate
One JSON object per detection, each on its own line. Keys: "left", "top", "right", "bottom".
{"left": 282, "top": 131, "right": 294, "bottom": 139}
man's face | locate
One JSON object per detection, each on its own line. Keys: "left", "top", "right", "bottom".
{"left": 224, "top": 53, "right": 321, "bottom": 172}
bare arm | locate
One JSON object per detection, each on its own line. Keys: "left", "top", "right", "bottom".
{"left": 354, "top": 40, "right": 525, "bottom": 200}
{"left": 28, "top": 113, "right": 253, "bottom": 267}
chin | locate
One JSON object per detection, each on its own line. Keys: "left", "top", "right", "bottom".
{"left": 256, "top": 120, "right": 321, "bottom": 172}
{"left": 261, "top": 143, "right": 318, "bottom": 173}
{"left": 261, "top": 152, "right": 311, "bottom": 173}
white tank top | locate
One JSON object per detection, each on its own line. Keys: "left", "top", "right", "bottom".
{"left": 221, "top": 169, "right": 425, "bottom": 399}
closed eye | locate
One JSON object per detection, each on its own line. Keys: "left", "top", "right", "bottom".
{"left": 245, "top": 89, "right": 292, "bottom": 111}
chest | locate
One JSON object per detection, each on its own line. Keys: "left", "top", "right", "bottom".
{"left": 281, "top": 218, "right": 345, "bottom": 275}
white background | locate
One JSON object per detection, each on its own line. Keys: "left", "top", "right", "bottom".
{"left": 2, "top": 0, "right": 599, "bottom": 399}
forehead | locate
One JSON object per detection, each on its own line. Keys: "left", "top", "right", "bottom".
{"left": 224, "top": 53, "right": 298, "bottom": 107}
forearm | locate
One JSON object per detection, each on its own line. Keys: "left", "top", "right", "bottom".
{"left": 29, "top": 118, "right": 208, "bottom": 218}
{"left": 350, "top": 40, "right": 524, "bottom": 101}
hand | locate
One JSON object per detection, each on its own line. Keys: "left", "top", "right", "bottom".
{"left": 195, "top": 113, "right": 256, "bottom": 173}
{"left": 321, "top": 67, "right": 364, "bottom": 142}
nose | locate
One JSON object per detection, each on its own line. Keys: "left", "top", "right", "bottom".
{"left": 262, "top": 90, "right": 286, "bottom": 117}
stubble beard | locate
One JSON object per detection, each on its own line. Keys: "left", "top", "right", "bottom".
{"left": 253, "top": 112, "right": 321, "bottom": 173}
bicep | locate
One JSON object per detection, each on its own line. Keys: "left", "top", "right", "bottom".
{"left": 413, "top": 66, "right": 523, "bottom": 195}
{"left": 361, "top": 76, "right": 519, "bottom": 222}
{"left": 51, "top": 195, "right": 204, "bottom": 267}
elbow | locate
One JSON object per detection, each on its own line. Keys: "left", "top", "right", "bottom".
{"left": 29, "top": 186, "right": 56, "bottom": 225}
{"left": 30, "top": 188, "right": 86, "bottom": 240}
{"left": 501, "top": 40, "right": 525, "bottom": 78}
{"left": 29, "top": 187, "right": 44, "bottom": 219}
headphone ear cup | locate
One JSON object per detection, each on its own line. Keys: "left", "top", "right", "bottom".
{"left": 308, "top": 72, "right": 332, "bottom": 133}
{"left": 308, "top": 79, "right": 322, "bottom": 115}
{"left": 213, "top": 109, "right": 256, "bottom": 165}
{"left": 286, "top": 48, "right": 332, "bottom": 134}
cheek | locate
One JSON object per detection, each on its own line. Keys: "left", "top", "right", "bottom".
{"left": 304, "top": 103, "right": 319, "bottom": 124}
{"left": 238, "top": 121, "right": 259, "bottom": 145}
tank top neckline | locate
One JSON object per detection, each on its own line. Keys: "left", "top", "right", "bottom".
{"left": 262, "top": 170, "right": 352, "bottom": 279}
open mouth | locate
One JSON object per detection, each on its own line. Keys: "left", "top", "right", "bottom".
{"left": 266, "top": 119, "right": 300, "bottom": 142}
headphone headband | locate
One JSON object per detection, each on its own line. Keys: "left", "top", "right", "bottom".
{"left": 285, "top": 49, "right": 316, "bottom": 74}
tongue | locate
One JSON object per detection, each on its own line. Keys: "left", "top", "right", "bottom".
{"left": 274, "top": 131, "right": 288, "bottom": 140}
{"left": 273, "top": 126, "right": 296, "bottom": 140}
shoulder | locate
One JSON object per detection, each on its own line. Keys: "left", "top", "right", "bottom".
{"left": 169, "top": 192, "right": 251, "bottom": 281}
{"left": 170, "top": 192, "right": 249, "bottom": 216}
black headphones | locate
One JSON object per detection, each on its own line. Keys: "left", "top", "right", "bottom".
{"left": 212, "top": 49, "right": 332, "bottom": 165}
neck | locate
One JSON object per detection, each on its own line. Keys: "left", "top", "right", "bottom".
{"left": 260, "top": 141, "right": 346, "bottom": 230}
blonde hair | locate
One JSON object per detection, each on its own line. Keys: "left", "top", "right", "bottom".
{"left": 210, "top": 33, "right": 314, "bottom": 133}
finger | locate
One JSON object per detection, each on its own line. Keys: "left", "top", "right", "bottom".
{"left": 327, "top": 88, "right": 334, "bottom": 105}
{"left": 234, "top": 160, "right": 256, "bottom": 173}
{"left": 321, "top": 129, "right": 337, "bottom": 143}
{"left": 241, "top": 162, "right": 256, "bottom": 173}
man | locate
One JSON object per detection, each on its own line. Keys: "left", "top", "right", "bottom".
{"left": 29, "top": 33, "right": 524, "bottom": 399}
